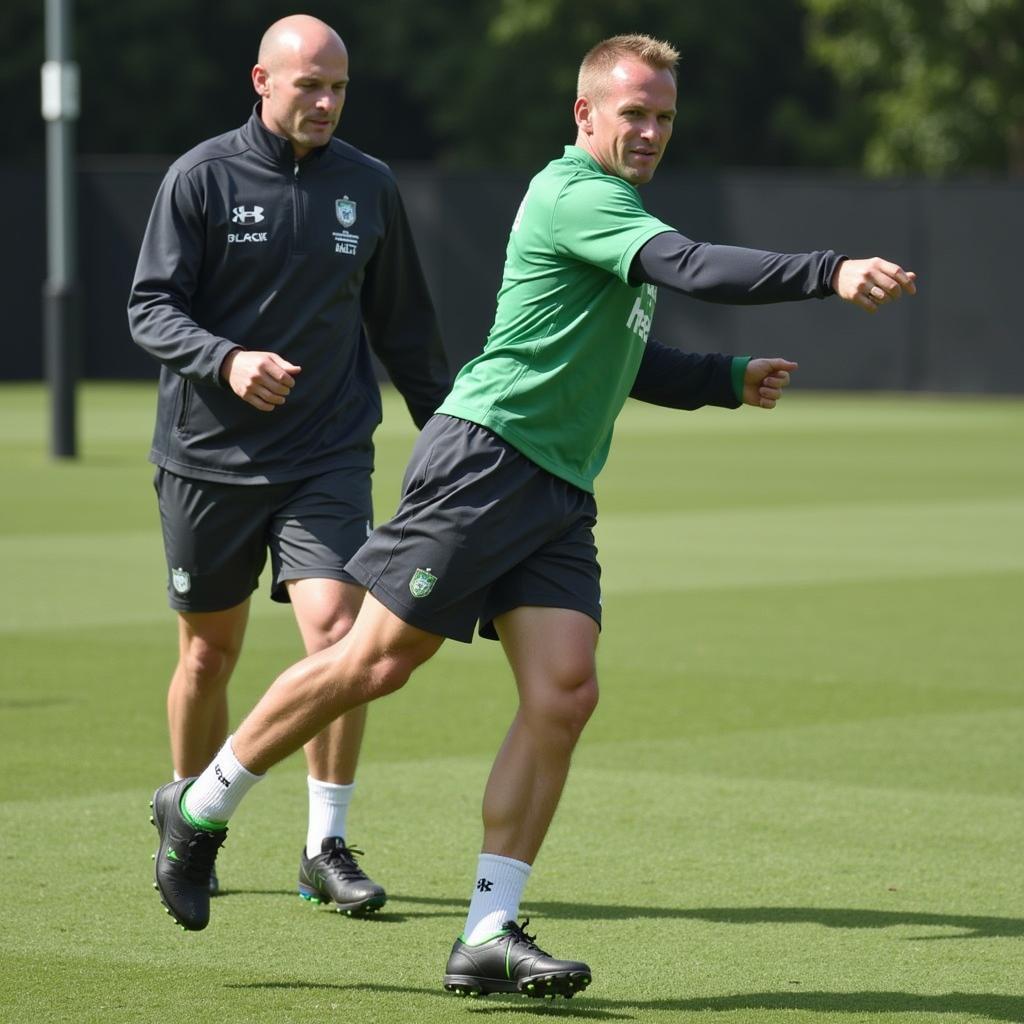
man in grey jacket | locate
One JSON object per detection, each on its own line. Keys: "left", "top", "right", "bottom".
{"left": 128, "top": 14, "right": 449, "bottom": 912}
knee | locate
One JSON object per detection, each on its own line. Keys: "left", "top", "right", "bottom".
{"left": 574, "top": 674, "right": 600, "bottom": 726}
{"left": 524, "top": 671, "right": 599, "bottom": 744}
{"left": 333, "top": 638, "right": 434, "bottom": 706}
{"left": 360, "top": 655, "right": 413, "bottom": 701}
{"left": 291, "top": 599, "right": 359, "bottom": 653}
{"left": 563, "top": 673, "right": 599, "bottom": 737}
{"left": 314, "top": 609, "right": 358, "bottom": 650}
{"left": 179, "top": 636, "right": 240, "bottom": 690}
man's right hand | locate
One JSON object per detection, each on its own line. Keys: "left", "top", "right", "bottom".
{"left": 832, "top": 257, "right": 917, "bottom": 313}
{"left": 220, "top": 350, "right": 302, "bottom": 411}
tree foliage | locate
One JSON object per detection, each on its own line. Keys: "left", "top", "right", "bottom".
{"left": 342, "top": 0, "right": 831, "bottom": 171}
{"left": 0, "top": 0, "right": 435, "bottom": 162}
{"left": 1, "top": 0, "right": 1019, "bottom": 175}
{"left": 803, "top": 0, "right": 1024, "bottom": 175}
{"left": 0, "top": 0, "right": 831, "bottom": 168}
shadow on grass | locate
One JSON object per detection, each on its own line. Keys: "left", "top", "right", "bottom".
{"left": 223, "top": 981, "right": 1024, "bottom": 1021}
{"left": 226, "top": 980, "right": 625, "bottom": 1018}
{"left": 214, "top": 889, "right": 296, "bottom": 900}
{"left": 220, "top": 892, "right": 1024, "bottom": 939}
{"left": 594, "top": 992, "right": 1024, "bottom": 1021}
{"left": 392, "top": 895, "right": 1024, "bottom": 941}
{"left": 215, "top": 888, "right": 444, "bottom": 924}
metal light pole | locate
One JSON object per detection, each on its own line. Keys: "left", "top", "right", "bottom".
{"left": 41, "top": 0, "right": 80, "bottom": 458}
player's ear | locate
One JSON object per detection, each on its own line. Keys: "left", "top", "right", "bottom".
{"left": 252, "top": 64, "right": 270, "bottom": 97}
{"left": 574, "top": 96, "right": 593, "bottom": 133}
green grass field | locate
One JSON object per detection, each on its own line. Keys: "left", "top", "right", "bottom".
{"left": 2, "top": 382, "right": 1022, "bottom": 1024}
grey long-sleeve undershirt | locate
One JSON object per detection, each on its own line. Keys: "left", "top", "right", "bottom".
{"left": 630, "top": 230, "right": 844, "bottom": 302}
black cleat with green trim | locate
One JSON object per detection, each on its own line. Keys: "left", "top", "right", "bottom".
{"left": 149, "top": 778, "right": 226, "bottom": 931}
{"left": 443, "top": 919, "right": 592, "bottom": 999}
{"left": 298, "top": 837, "right": 387, "bottom": 916}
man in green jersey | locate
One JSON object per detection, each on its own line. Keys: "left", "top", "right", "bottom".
{"left": 149, "top": 34, "right": 915, "bottom": 998}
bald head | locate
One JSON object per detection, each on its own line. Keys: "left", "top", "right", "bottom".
{"left": 252, "top": 15, "right": 350, "bottom": 159}
{"left": 257, "top": 15, "right": 346, "bottom": 72}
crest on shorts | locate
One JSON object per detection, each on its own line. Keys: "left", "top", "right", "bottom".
{"left": 171, "top": 567, "right": 191, "bottom": 595}
{"left": 335, "top": 197, "right": 357, "bottom": 228}
{"left": 409, "top": 567, "right": 437, "bottom": 599}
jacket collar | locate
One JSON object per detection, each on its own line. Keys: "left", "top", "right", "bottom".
{"left": 242, "top": 103, "right": 331, "bottom": 170}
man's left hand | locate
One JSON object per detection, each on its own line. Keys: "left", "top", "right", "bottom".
{"left": 744, "top": 357, "right": 798, "bottom": 409}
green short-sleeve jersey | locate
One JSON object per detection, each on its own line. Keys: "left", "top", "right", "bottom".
{"left": 437, "top": 146, "right": 673, "bottom": 492}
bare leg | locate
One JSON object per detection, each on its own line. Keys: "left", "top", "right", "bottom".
{"left": 483, "top": 607, "right": 600, "bottom": 864}
{"left": 167, "top": 602, "right": 250, "bottom": 776}
{"left": 441, "top": 606, "right": 598, "bottom": 997}
{"left": 287, "top": 579, "right": 367, "bottom": 784}
{"left": 231, "top": 593, "right": 444, "bottom": 775}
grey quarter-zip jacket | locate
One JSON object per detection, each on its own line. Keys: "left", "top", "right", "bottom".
{"left": 128, "top": 106, "right": 450, "bottom": 484}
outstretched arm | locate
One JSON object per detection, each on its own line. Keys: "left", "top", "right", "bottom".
{"left": 630, "top": 231, "right": 916, "bottom": 312}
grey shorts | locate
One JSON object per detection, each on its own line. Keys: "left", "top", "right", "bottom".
{"left": 345, "top": 415, "right": 601, "bottom": 643}
{"left": 154, "top": 464, "right": 373, "bottom": 612}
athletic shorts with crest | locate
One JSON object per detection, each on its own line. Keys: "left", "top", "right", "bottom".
{"left": 155, "top": 462, "right": 373, "bottom": 612}
{"left": 344, "top": 415, "right": 602, "bottom": 642}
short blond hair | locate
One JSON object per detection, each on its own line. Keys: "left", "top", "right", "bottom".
{"left": 577, "top": 34, "right": 679, "bottom": 102}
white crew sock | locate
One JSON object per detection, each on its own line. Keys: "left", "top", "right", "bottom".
{"left": 462, "top": 853, "right": 532, "bottom": 945}
{"left": 182, "top": 736, "right": 262, "bottom": 826}
{"left": 306, "top": 776, "right": 355, "bottom": 855}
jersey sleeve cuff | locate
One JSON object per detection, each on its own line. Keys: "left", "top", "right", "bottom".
{"left": 731, "top": 356, "right": 750, "bottom": 405}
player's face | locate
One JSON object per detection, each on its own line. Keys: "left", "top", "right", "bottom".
{"left": 253, "top": 39, "right": 349, "bottom": 159}
{"left": 576, "top": 59, "right": 677, "bottom": 185}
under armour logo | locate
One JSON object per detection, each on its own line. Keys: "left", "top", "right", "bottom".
{"left": 231, "top": 205, "right": 265, "bottom": 225}
{"left": 476, "top": 878, "right": 493, "bottom": 892}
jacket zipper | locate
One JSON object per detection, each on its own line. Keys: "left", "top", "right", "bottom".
{"left": 292, "top": 161, "right": 305, "bottom": 253}
{"left": 176, "top": 380, "right": 192, "bottom": 430}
